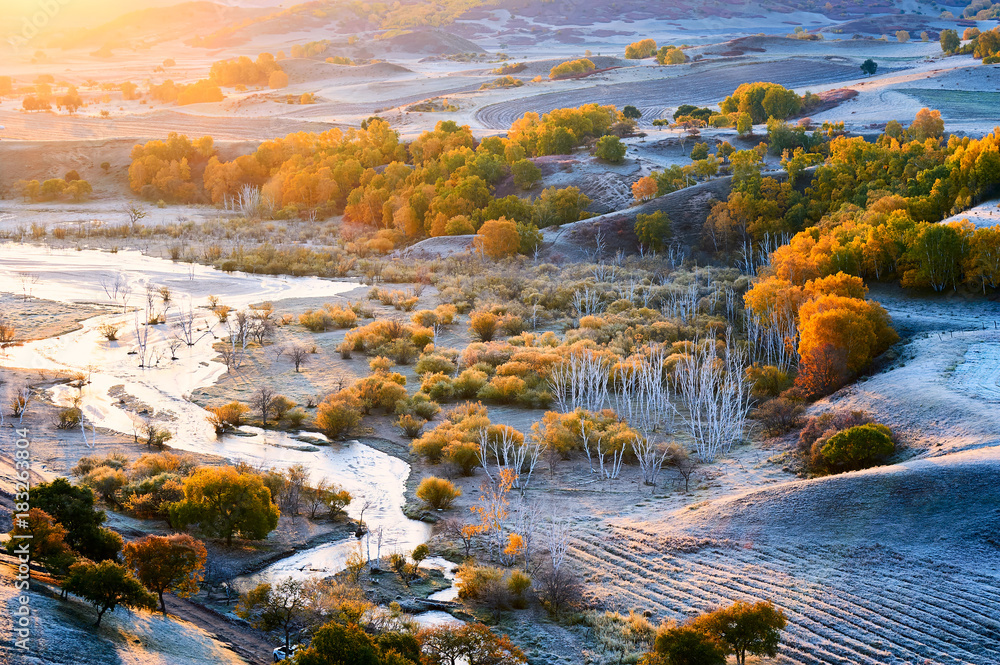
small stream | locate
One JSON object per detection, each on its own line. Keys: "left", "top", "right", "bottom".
{"left": 0, "top": 244, "right": 444, "bottom": 597}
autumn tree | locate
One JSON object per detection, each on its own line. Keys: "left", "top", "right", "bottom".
{"left": 656, "top": 46, "right": 687, "bottom": 65}
{"left": 625, "top": 38, "right": 657, "bottom": 59}
{"left": 236, "top": 577, "right": 312, "bottom": 653}
{"left": 909, "top": 107, "right": 944, "bottom": 141}
{"left": 123, "top": 534, "right": 207, "bottom": 613}
{"left": 269, "top": 70, "right": 290, "bottom": 89}
{"left": 632, "top": 176, "right": 658, "bottom": 202}
{"left": 690, "top": 600, "right": 787, "bottom": 665}
{"left": 5, "top": 508, "right": 75, "bottom": 574}
{"left": 168, "top": 466, "right": 280, "bottom": 545}
{"left": 64, "top": 560, "right": 157, "bottom": 627}
{"left": 418, "top": 622, "right": 527, "bottom": 665}
{"left": 475, "top": 218, "right": 520, "bottom": 259}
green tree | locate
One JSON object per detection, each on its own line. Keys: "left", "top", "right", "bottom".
{"left": 904, "top": 222, "right": 964, "bottom": 291}
{"left": 691, "top": 600, "right": 787, "bottom": 665}
{"left": 736, "top": 112, "right": 753, "bottom": 137}
{"left": 516, "top": 221, "right": 543, "bottom": 254}
{"left": 653, "top": 622, "right": 726, "bottom": 665}
{"left": 690, "top": 142, "right": 709, "bottom": 160}
{"left": 940, "top": 29, "right": 960, "bottom": 53}
{"left": 32, "top": 478, "right": 121, "bottom": 561}
{"left": 168, "top": 467, "right": 280, "bottom": 545}
{"left": 634, "top": 211, "right": 672, "bottom": 252}
{"left": 511, "top": 158, "right": 542, "bottom": 190}
{"left": 623, "top": 105, "right": 642, "bottom": 119}
{"left": 860, "top": 58, "right": 878, "bottom": 76}
{"left": 418, "top": 623, "right": 527, "bottom": 665}
{"left": 595, "top": 135, "right": 627, "bottom": 163}
{"left": 63, "top": 560, "right": 157, "bottom": 627}
{"left": 294, "top": 621, "right": 382, "bottom": 665}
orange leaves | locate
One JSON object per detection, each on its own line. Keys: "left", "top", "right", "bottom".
{"left": 475, "top": 217, "right": 520, "bottom": 260}
{"left": 632, "top": 176, "right": 657, "bottom": 202}
{"left": 129, "top": 133, "right": 216, "bottom": 202}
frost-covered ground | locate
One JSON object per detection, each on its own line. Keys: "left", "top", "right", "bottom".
{"left": 0, "top": 566, "right": 244, "bottom": 665}
{"left": 563, "top": 292, "right": 1000, "bottom": 665}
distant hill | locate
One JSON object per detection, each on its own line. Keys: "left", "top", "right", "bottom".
{"left": 50, "top": 2, "right": 268, "bottom": 50}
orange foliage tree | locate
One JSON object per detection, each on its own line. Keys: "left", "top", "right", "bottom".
{"left": 123, "top": 533, "right": 207, "bottom": 613}
{"left": 475, "top": 217, "right": 520, "bottom": 259}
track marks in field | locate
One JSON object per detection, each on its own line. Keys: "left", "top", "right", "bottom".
{"left": 568, "top": 524, "right": 1000, "bottom": 665}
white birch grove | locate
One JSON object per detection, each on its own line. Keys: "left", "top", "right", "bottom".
{"left": 572, "top": 287, "right": 605, "bottom": 316}
{"left": 478, "top": 428, "right": 542, "bottom": 492}
{"left": 675, "top": 333, "right": 754, "bottom": 462}
{"left": 744, "top": 310, "right": 800, "bottom": 373}
{"left": 549, "top": 350, "right": 611, "bottom": 412}
{"left": 579, "top": 420, "right": 624, "bottom": 480}
{"left": 612, "top": 344, "right": 674, "bottom": 434}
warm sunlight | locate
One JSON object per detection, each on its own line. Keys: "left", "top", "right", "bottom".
{"left": 1, "top": 1, "right": 999, "bottom": 664}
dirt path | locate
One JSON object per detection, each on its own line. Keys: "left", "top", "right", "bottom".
{"left": 162, "top": 595, "right": 275, "bottom": 665}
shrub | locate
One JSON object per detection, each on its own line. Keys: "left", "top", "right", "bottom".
{"left": 442, "top": 440, "right": 480, "bottom": 476}
{"left": 798, "top": 410, "right": 872, "bottom": 451}
{"left": 396, "top": 392, "right": 442, "bottom": 420}
{"left": 315, "top": 390, "right": 363, "bottom": 438}
{"left": 469, "top": 311, "right": 501, "bottom": 342}
{"left": 81, "top": 467, "right": 128, "bottom": 505}
{"left": 355, "top": 372, "right": 407, "bottom": 414}
{"left": 454, "top": 369, "right": 488, "bottom": 398}
{"left": 507, "top": 570, "right": 532, "bottom": 609}
{"left": 549, "top": 58, "right": 596, "bottom": 79}
{"left": 457, "top": 563, "right": 508, "bottom": 606}
{"left": 746, "top": 364, "right": 793, "bottom": 399}
{"left": 818, "top": 423, "right": 894, "bottom": 471}
{"left": 755, "top": 397, "right": 805, "bottom": 435}
{"left": 207, "top": 402, "right": 249, "bottom": 434}
{"left": 130, "top": 452, "right": 195, "bottom": 479}
{"left": 422, "top": 372, "right": 456, "bottom": 401}
{"left": 299, "top": 304, "right": 356, "bottom": 331}
{"left": 416, "top": 353, "right": 457, "bottom": 376}
{"left": 396, "top": 414, "right": 427, "bottom": 438}
{"left": 57, "top": 406, "right": 83, "bottom": 429}
{"left": 477, "top": 375, "right": 526, "bottom": 404}
{"left": 416, "top": 476, "right": 461, "bottom": 509}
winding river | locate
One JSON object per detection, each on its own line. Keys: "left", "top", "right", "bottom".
{"left": 0, "top": 244, "right": 433, "bottom": 584}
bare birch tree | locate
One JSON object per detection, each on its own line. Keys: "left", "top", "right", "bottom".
{"left": 674, "top": 332, "right": 754, "bottom": 462}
